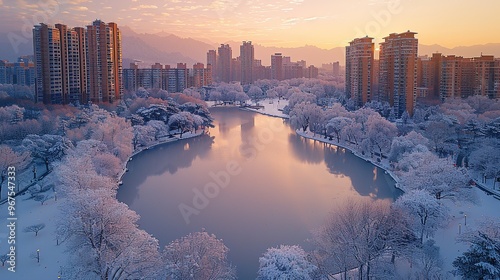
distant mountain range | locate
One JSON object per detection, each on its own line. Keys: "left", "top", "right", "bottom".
{"left": 119, "top": 26, "right": 500, "bottom": 68}
{"left": 2, "top": 27, "right": 500, "bottom": 68}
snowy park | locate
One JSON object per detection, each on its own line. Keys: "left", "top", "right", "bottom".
{"left": 0, "top": 79, "right": 499, "bottom": 279}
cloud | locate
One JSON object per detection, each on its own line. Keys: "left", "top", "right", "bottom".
{"left": 283, "top": 17, "right": 299, "bottom": 25}
{"left": 138, "top": 4, "right": 158, "bottom": 9}
{"left": 67, "top": 0, "right": 91, "bottom": 3}
{"left": 73, "top": 6, "right": 89, "bottom": 11}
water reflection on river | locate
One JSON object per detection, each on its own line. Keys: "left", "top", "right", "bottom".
{"left": 117, "top": 107, "right": 402, "bottom": 279}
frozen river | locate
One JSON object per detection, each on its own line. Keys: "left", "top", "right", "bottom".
{"left": 117, "top": 107, "right": 402, "bottom": 278}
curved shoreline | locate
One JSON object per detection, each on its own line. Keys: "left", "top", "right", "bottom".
{"left": 295, "top": 130, "right": 404, "bottom": 193}
{"left": 118, "top": 131, "right": 205, "bottom": 183}
{"left": 240, "top": 107, "right": 404, "bottom": 193}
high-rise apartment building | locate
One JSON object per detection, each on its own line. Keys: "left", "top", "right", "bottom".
{"left": 231, "top": 57, "right": 241, "bottom": 82}
{"left": 217, "top": 44, "right": 232, "bottom": 83}
{"left": 33, "top": 23, "right": 63, "bottom": 104}
{"left": 473, "top": 55, "right": 499, "bottom": 98}
{"left": 346, "top": 36, "right": 374, "bottom": 108}
{"left": 56, "top": 24, "right": 83, "bottom": 104}
{"left": 33, "top": 20, "right": 122, "bottom": 105}
{"left": 240, "top": 41, "right": 254, "bottom": 84}
{"left": 379, "top": 31, "right": 418, "bottom": 116}
{"left": 271, "top": 53, "right": 283, "bottom": 81}
{"left": 73, "top": 27, "right": 87, "bottom": 103}
{"left": 0, "top": 58, "right": 35, "bottom": 87}
{"left": 207, "top": 50, "right": 217, "bottom": 82}
{"left": 86, "top": 20, "right": 122, "bottom": 103}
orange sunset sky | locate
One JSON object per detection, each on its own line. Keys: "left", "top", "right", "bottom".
{"left": 1, "top": 0, "right": 499, "bottom": 48}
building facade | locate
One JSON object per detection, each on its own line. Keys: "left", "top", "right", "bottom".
{"left": 33, "top": 23, "right": 63, "bottom": 104}
{"left": 33, "top": 20, "right": 122, "bottom": 105}
{"left": 271, "top": 53, "right": 283, "bottom": 81}
{"left": 207, "top": 50, "right": 217, "bottom": 82}
{"left": 240, "top": 41, "right": 254, "bottom": 84}
{"left": 379, "top": 31, "right": 418, "bottom": 116}
{"left": 346, "top": 36, "right": 374, "bottom": 108}
{"left": 217, "top": 44, "right": 232, "bottom": 83}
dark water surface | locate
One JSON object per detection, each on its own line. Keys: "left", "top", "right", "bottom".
{"left": 117, "top": 107, "right": 402, "bottom": 279}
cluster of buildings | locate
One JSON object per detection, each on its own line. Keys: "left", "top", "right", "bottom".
{"left": 0, "top": 56, "right": 35, "bottom": 87}
{"left": 346, "top": 31, "right": 500, "bottom": 117}
{"left": 32, "top": 20, "right": 122, "bottom": 105}
{"left": 16, "top": 22, "right": 499, "bottom": 110}
{"left": 123, "top": 41, "right": 321, "bottom": 93}
{"left": 208, "top": 42, "right": 319, "bottom": 84}
{"left": 417, "top": 54, "right": 500, "bottom": 101}
{"left": 123, "top": 62, "right": 212, "bottom": 93}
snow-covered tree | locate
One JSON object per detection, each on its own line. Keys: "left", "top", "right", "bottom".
{"left": 209, "top": 91, "right": 222, "bottom": 104}
{"left": 289, "top": 102, "right": 322, "bottom": 132}
{"left": 313, "top": 199, "right": 415, "bottom": 280}
{"left": 24, "top": 223, "right": 46, "bottom": 236}
{"left": 0, "top": 145, "right": 30, "bottom": 199}
{"left": 58, "top": 188, "right": 161, "bottom": 280}
{"left": 395, "top": 189, "right": 448, "bottom": 244}
{"left": 163, "top": 231, "right": 236, "bottom": 280}
{"left": 168, "top": 112, "right": 195, "bottom": 137}
{"left": 257, "top": 245, "right": 316, "bottom": 280}
{"left": 183, "top": 88, "right": 202, "bottom": 100}
{"left": 453, "top": 231, "right": 500, "bottom": 279}
{"left": 327, "top": 117, "right": 351, "bottom": 143}
{"left": 133, "top": 125, "right": 156, "bottom": 149}
{"left": 248, "top": 85, "right": 264, "bottom": 101}
{"left": 0, "top": 254, "right": 8, "bottom": 266}
{"left": 398, "top": 151, "right": 472, "bottom": 201}
{"left": 388, "top": 131, "right": 429, "bottom": 163}
{"left": 90, "top": 115, "right": 133, "bottom": 162}
{"left": 56, "top": 140, "right": 118, "bottom": 191}
{"left": 410, "top": 240, "right": 444, "bottom": 280}
{"left": 287, "top": 90, "right": 316, "bottom": 111}
{"left": 469, "top": 139, "right": 500, "bottom": 188}
{"left": 266, "top": 89, "right": 278, "bottom": 99}
{"left": 423, "top": 120, "right": 456, "bottom": 155}
{"left": 363, "top": 114, "right": 397, "bottom": 159}
{"left": 236, "top": 91, "right": 250, "bottom": 105}
{"left": 147, "top": 120, "right": 169, "bottom": 140}
{"left": 21, "top": 134, "right": 73, "bottom": 172}
{"left": 136, "top": 103, "right": 180, "bottom": 124}
{"left": 179, "top": 102, "right": 214, "bottom": 128}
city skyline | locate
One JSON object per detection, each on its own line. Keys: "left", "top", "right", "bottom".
{"left": 1, "top": 0, "right": 500, "bottom": 52}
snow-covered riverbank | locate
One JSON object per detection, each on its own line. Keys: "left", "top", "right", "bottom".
{"left": 118, "top": 130, "right": 205, "bottom": 182}
{"left": 244, "top": 97, "right": 500, "bottom": 278}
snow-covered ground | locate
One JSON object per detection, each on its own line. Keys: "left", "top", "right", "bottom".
{"left": 434, "top": 187, "right": 500, "bottom": 278}
{"left": 0, "top": 171, "right": 66, "bottom": 278}
{"left": 1, "top": 99, "right": 497, "bottom": 279}
{"left": 241, "top": 98, "right": 289, "bottom": 119}
{"left": 207, "top": 98, "right": 290, "bottom": 119}
{"left": 248, "top": 98, "right": 500, "bottom": 278}
{"left": 0, "top": 131, "right": 205, "bottom": 279}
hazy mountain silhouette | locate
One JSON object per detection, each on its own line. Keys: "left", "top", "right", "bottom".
{"left": 0, "top": 32, "right": 35, "bottom": 61}
{"left": 419, "top": 43, "right": 500, "bottom": 58}
{"left": 121, "top": 27, "right": 500, "bottom": 68}
{"left": 120, "top": 26, "right": 198, "bottom": 67}
{"left": 2, "top": 26, "right": 500, "bottom": 68}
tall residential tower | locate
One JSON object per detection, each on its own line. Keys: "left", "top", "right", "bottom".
{"left": 346, "top": 36, "right": 374, "bottom": 108}
{"left": 379, "top": 31, "right": 418, "bottom": 116}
